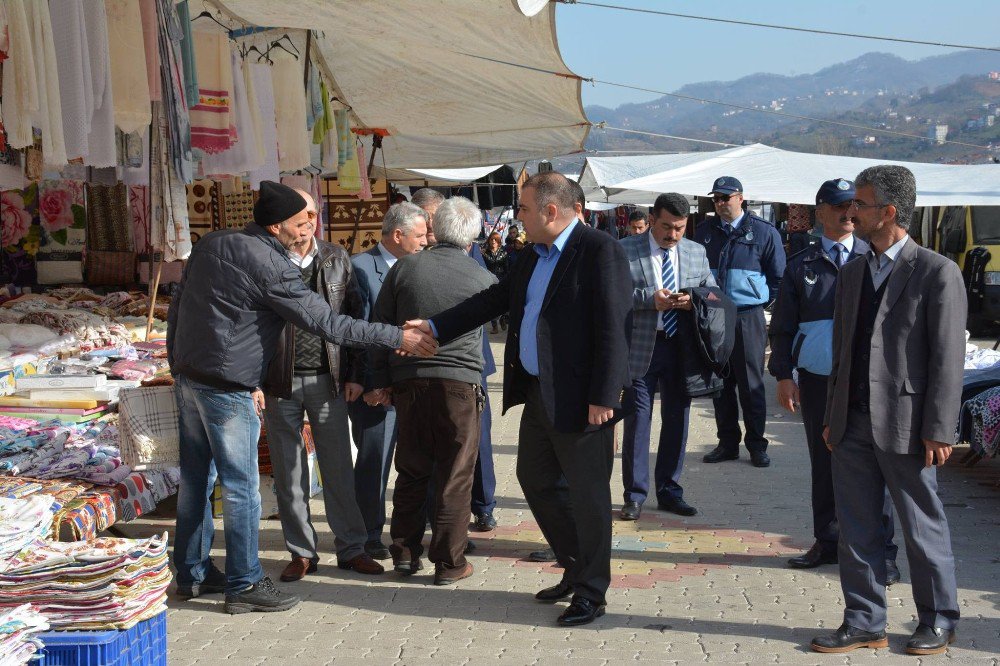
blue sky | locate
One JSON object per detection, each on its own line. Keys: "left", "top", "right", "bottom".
{"left": 555, "top": 0, "right": 1000, "bottom": 109}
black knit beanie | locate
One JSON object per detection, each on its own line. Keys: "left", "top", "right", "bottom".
{"left": 254, "top": 181, "right": 307, "bottom": 227}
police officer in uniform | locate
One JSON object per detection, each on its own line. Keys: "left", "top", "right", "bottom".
{"left": 697, "top": 177, "right": 785, "bottom": 468}
{"left": 767, "top": 179, "right": 900, "bottom": 582}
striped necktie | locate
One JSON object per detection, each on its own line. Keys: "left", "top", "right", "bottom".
{"left": 662, "top": 248, "right": 678, "bottom": 337}
{"left": 831, "top": 242, "right": 846, "bottom": 267}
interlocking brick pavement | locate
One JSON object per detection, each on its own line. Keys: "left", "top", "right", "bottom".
{"left": 122, "top": 339, "right": 999, "bottom": 664}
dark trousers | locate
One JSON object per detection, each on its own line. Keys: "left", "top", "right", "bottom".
{"left": 622, "top": 333, "right": 690, "bottom": 505}
{"left": 517, "top": 380, "right": 614, "bottom": 604}
{"left": 798, "top": 371, "right": 897, "bottom": 559}
{"left": 714, "top": 306, "right": 768, "bottom": 453}
{"left": 349, "top": 400, "right": 397, "bottom": 543}
{"left": 390, "top": 378, "right": 481, "bottom": 572}
{"left": 471, "top": 379, "right": 497, "bottom": 515}
{"left": 832, "top": 410, "right": 960, "bottom": 632}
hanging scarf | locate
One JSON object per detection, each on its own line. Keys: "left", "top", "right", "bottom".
{"left": 0, "top": 0, "right": 38, "bottom": 149}
{"left": 82, "top": 0, "right": 117, "bottom": 168}
{"left": 49, "top": 0, "right": 92, "bottom": 160}
{"left": 271, "top": 53, "right": 310, "bottom": 171}
{"left": 25, "top": 0, "right": 66, "bottom": 167}
{"left": 189, "top": 31, "right": 234, "bottom": 155}
{"left": 155, "top": 0, "right": 193, "bottom": 182}
{"left": 105, "top": 0, "right": 151, "bottom": 133}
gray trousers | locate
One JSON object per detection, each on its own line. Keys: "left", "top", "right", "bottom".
{"left": 264, "top": 373, "right": 367, "bottom": 562}
{"left": 832, "top": 410, "right": 960, "bottom": 632}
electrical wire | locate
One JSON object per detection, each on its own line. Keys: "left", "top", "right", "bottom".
{"left": 558, "top": 1, "right": 1000, "bottom": 53}
{"left": 596, "top": 125, "right": 739, "bottom": 147}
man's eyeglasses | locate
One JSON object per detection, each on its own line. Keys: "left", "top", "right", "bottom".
{"left": 850, "top": 200, "right": 887, "bottom": 210}
{"left": 712, "top": 194, "right": 733, "bottom": 203}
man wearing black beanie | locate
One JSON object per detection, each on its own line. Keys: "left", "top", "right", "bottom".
{"left": 168, "top": 180, "right": 437, "bottom": 615}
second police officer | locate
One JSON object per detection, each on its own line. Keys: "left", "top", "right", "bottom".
{"left": 696, "top": 176, "right": 785, "bottom": 469}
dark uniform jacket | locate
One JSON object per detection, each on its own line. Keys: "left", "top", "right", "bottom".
{"left": 695, "top": 213, "right": 785, "bottom": 310}
{"left": 767, "top": 238, "right": 868, "bottom": 380}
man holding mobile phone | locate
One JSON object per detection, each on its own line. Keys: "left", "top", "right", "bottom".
{"left": 618, "top": 193, "right": 717, "bottom": 521}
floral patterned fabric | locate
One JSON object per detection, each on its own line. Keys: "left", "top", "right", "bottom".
{"left": 0, "top": 184, "right": 41, "bottom": 285}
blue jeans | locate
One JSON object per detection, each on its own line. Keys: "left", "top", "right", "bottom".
{"left": 172, "top": 375, "right": 263, "bottom": 594}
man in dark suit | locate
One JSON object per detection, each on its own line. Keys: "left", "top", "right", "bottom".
{"left": 618, "top": 193, "right": 716, "bottom": 520}
{"left": 415, "top": 172, "right": 632, "bottom": 626}
{"left": 812, "top": 165, "right": 964, "bottom": 655}
{"left": 349, "top": 203, "right": 428, "bottom": 559}
{"left": 769, "top": 179, "right": 899, "bottom": 580}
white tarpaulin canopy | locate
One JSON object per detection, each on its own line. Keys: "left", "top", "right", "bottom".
{"left": 374, "top": 165, "right": 503, "bottom": 186}
{"left": 599, "top": 144, "right": 1000, "bottom": 207}
{"left": 214, "top": 1, "right": 589, "bottom": 169}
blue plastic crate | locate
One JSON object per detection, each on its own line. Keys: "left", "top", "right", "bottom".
{"left": 36, "top": 610, "right": 167, "bottom": 666}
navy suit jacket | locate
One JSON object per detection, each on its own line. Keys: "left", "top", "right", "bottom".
{"left": 351, "top": 246, "right": 392, "bottom": 389}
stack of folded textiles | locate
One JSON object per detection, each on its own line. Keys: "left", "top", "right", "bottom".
{"left": 0, "top": 533, "right": 171, "bottom": 630}
{"left": 0, "top": 495, "right": 56, "bottom": 562}
{"left": 0, "top": 604, "right": 49, "bottom": 666}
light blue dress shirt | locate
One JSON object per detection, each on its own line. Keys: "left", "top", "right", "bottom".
{"left": 820, "top": 235, "right": 855, "bottom": 265}
{"left": 727, "top": 211, "right": 746, "bottom": 233}
{"left": 520, "top": 221, "right": 578, "bottom": 376}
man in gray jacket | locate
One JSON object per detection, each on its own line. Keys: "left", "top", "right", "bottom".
{"left": 812, "top": 166, "right": 964, "bottom": 655}
{"left": 168, "top": 181, "right": 436, "bottom": 615}
{"left": 368, "top": 196, "right": 497, "bottom": 586}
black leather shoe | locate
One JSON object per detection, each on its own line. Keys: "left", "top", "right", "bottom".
{"left": 365, "top": 540, "right": 391, "bottom": 560}
{"left": 619, "top": 501, "right": 642, "bottom": 520}
{"left": 535, "top": 581, "right": 573, "bottom": 602}
{"left": 905, "top": 624, "right": 955, "bottom": 655}
{"left": 750, "top": 450, "right": 771, "bottom": 467}
{"left": 464, "top": 539, "right": 476, "bottom": 554}
{"left": 787, "top": 542, "right": 838, "bottom": 569}
{"left": 557, "top": 596, "right": 606, "bottom": 626}
{"left": 811, "top": 623, "right": 888, "bottom": 653}
{"left": 703, "top": 446, "right": 739, "bottom": 463}
{"left": 884, "top": 560, "right": 901, "bottom": 586}
{"left": 657, "top": 498, "right": 697, "bottom": 517}
{"left": 528, "top": 549, "right": 557, "bottom": 562}
{"left": 471, "top": 512, "right": 497, "bottom": 532}
{"left": 175, "top": 562, "right": 227, "bottom": 599}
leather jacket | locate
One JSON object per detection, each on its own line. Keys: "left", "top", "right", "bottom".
{"left": 263, "top": 239, "right": 366, "bottom": 399}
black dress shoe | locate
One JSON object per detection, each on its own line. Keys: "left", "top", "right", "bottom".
{"left": 464, "top": 539, "right": 476, "bottom": 554}
{"left": 787, "top": 542, "right": 837, "bottom": 569}
{"left": 703, "top": 446, "right": 739, "bottom": 463}
{"left": 365, "top": 540, "right": 391, "bottom": 560}
{"left": 657, "top": 498, "right": 697, "bottom": 516}
{"left": 619, "top": 501, "right": 642, "bottom": 520}
{"left": 905, "top": 624, "right": 955, "bottom": 655}
{"left": 528, "top": 549, "right": 557, "bottom": 562}
{"left": 534, "top": 581, "right": 573, "bottom": 602}
{"left": 749, "top": 450, "right": 771, "bottom": 467}
{"left": 557, "top": 596, "right": 606, "bottom": 626}
{"left": 811, "top": 623, "right": 888, "bottom": 653}
{"left": 884, "top": 559, "right": 901, "bottom": 586}
{"left": 471, "top": 512, "right": 497, "bottom": 532}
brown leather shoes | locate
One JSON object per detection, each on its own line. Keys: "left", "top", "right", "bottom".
{"left": 337, "top": 553, "right": 385, "bottom": 575}
{"left": 433, "top": 561, "right": 474, "bottom": 586}
{"left": 279, "top": 557, "right": 318, "bottom": 582}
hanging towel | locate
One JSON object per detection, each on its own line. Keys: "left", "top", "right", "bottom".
{"left": 24, "top": 0, "right": 66, "bottom": 167}
{"left": 156, "top": 0, "right": 192, "bottom": 182}
{"left": 321, "top": 114, "right": 338, "bottom": 171}
{"left": 338, "top": 146, "right": 361, "bottom": 192}
{"left": 305, "top": 66, "right": 323, "bottom": 131}
{"left": 1, "top": 0, "right": 39, "bottom": 149}
{"left": 201, "top": 50, "right": 261, "bottom": 176}
{"left": 189, "top": 31, "right": 234, "bottom": 155}
{"left": 82, "top": 0, "right": 117, "bottom": 168}
{"left": 312, "top": 79, "right": 333, "bottom": 145}
{"left": 271, "top": 53, "right": 310, "bottom": 172}
{"left": 50, "top": 0, "right": 92, "bottom": 161}
{"left": 105, "top": 0, "right": 151, "bottom": 133}
{"left": 242, "top": 59, "right": 266, "bottom": 166}
{"left": 138, "top": 0, "right": 161, "bottom": 102}
{"left": 333, "top": 109, "right": 351, "bottom": 169}
{"left": 247, "top": 63, "right": 279, "bottom": 189}
{"left": 150, "top": 102, "right": 192, "bottom": 260}
{"left": 176, "top": 1, "right": 198, "bottom": 109}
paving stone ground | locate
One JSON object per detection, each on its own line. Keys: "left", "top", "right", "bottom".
{"left": 124, "top": 339, "right": 1000, "bottom": 664}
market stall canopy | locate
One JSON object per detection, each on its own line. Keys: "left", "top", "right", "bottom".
{"left": 214, "top": 0, "right": 589, "bottom": 169}
{"left": 578, "top": 152, "right": 720, "bottom": 206}
{"left": 373, "top": 165, "right": 503, "bottom": 187}
{"left": 601, "top": 144, "right": 1000, "bottom": 207}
